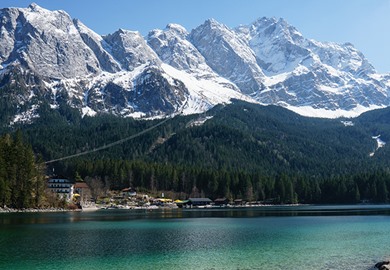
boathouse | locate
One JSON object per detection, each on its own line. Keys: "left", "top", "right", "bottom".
{"left": 188, "top": 198, "right": 212, "bottom": 207}
{"left": 214, "top": 198, "right": 229, "bottom": 206}
{"left": 234, "top": 199, "right": 245, "bottom": 206}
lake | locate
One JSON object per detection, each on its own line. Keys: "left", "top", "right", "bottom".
{"left": 1, "top": 205, "right": 390, "bottom": 269}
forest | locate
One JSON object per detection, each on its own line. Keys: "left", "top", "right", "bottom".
{"left": 2, "top": 100, "right": 390, "bottom": 205}
{"left": 0, "top": 131, "right": 48, "bottom": 208}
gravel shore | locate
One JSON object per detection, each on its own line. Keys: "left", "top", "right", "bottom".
{"left": 0, "top": 207, "right": 77, "bottom": 213}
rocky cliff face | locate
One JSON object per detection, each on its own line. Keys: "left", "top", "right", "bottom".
{"left": 0, "top": 4, "right": 389, "bottom": 124}
{"left": 73, "top": 19, "right": 121, "bottom": 73}
{"left": 0, "top": 3, "right": 102, "bottom": 79}
{"left": 103, "top": 29, "right": 160, "bottom": 71}
{"left": 235, "top": 17, "right": 388, "bottom": 112}
{"left": 190, "top": 19, "right": 266, "bottom": 95}
{"left": 0, "top": 4, "right": 192, "bottom": 121}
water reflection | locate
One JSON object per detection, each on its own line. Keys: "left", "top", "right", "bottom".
{"left": 2, "top": 204, "right": 390, "bottom": 225}
{"left": 1, "top": 205, "right": 390, "bottom": 270}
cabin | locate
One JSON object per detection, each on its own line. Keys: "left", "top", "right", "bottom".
{"left": 47, "top": 178, "right": 74, "bottom": 201}
{"left": 234, "top": 199, "right": 245, "bottom": 206}
{"left": 214, "top": 198, "right": 229, "bottom": 206}
{"left": 188, "top": 198, "right": 212, "bottom": 207}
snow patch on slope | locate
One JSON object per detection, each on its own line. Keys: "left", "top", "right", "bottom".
{"left": 286, "top": 104, "right": 385, "bottom": 119}
{"left": 10, "top": 104, "right": 40, "bottom": 125}
{"left": 186, "top": 116, "right": 214, "bottom": 128}
{"left": 161, "top": 63, "right": 258, "bottom": 115}
{"left": 369, "top": 135, "right": 386, "bottom": 157}
{"left": 341, "top": 120, "right": 354, "bottom": 127}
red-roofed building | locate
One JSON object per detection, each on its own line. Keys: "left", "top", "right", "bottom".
{"left": 74, "top": 182, "right": 91, "bottom": 203}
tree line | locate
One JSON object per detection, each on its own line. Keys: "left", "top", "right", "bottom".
{"left": 3, "top": 100, "right": 390, "bottom": 206}
{"left": 0, "top": 132, "right": 48, "bottom": 208}
{"left": 60, "top": 158, "right": 390, "bottom": 204}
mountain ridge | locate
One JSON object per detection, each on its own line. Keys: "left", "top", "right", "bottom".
{"left": 0, "top": 3, "right": 389, "bottom": 125}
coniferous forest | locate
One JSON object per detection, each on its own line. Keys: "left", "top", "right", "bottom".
{"left": 0, "top": 131, "right": 47, "bottom": 208}
{"left": 2, "top": 99, "right": 390, "bottom": 205}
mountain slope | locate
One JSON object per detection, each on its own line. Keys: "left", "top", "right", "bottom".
{"left": 13, "top": 99, "right": 389, "bottom": 181}
{"left": 0, "top": 4, "right": 389, "bottom": 124}
{"left": 6, "top": 99, "right": 390, "bottom": 203}
{"left": 147, "top": 23, "right": 251, "bottom": 115}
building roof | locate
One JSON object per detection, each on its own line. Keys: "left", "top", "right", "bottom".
{"left": 214, "top": 198, "right": 228, "bottom": 202}
{"left": 174, "top": 200, "right": 189, "bottom": 204}
{"left": 74, "top": 182, "right": 89, "bottom": 189}
{"left": 48, "top": 178, "right": 74, "bottom": 184}
{"left": 156, "top": 198, "right": 173, "bottom": 203}
{"left": 189, "top": 198, "right": 212, "bottom": 202}
{"left": 122, "top": 187, "right": 136, "bottom": 192}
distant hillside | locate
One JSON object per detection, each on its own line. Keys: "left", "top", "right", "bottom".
{"left": 3, "top": 100, "right": 390, "bottom": 204}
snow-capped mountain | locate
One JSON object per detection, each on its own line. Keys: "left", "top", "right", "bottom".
{"left": 235, "top": 17, "right": 388, "bottom": 115}
{"left": 0, "top": 4, "right": 389, "bottom": 124}
{"left": 190, "top": 19, "right": 266, "bottom": 95}
{"left": 0, "top": 3, "right": 100, "bottom": 79}
{"left": 147, "top": 23, "right": 248, "bottom": 114}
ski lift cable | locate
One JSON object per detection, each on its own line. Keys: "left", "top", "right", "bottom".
{"left": 44, "top": 115, "right": 173, "bottom": 164}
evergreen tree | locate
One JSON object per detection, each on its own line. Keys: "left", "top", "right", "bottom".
{"left": 0, "top": 132, "right": 46, "bottom": 208}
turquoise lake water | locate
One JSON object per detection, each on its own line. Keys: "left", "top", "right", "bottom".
{"left": 1, "top": 205, "right": 390, "bottom": 269}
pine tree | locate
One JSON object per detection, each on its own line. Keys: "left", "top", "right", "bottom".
{"left": 354, "top": 184, "right": 361, "bottom": 203}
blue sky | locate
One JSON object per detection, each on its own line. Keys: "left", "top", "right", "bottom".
{"left": 1, "top": 0, "right": 389, "bottom": 73}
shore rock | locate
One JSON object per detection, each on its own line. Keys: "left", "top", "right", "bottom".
{"left": 375, "top": 261, "right": 390, "bottom": 270}
{"left": 0, "top": 207, "right": 72, "bottom": 213}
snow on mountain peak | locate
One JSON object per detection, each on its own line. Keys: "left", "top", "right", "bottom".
{"left": 236, "top": 17, "right": 308, "bottom": 75}
{"left": 165, "top": 23, "right": 188, "bottom": 37}
{"left": 27, "top": 3, "right": 39, "bottom": 11}
{"left": 25, "top": 3, "right": 72, "bottom": 28}
{"left": 0, "top": 4, "right": 102, "bottom": 79}
{"left": 250, "top": 17, "right": 303, "bottom": 41}
{"left": 204, "top": 18, "right": 222, "bottom": 27}
{"left": 103, "top": 29, "right": 160, "bottom": 71}
{"left": 0, "top": 5, "right": 389, "bottom": 121}
{"left": 190, "top": 18, "right": 265, "bottom": 94}
{"left": 148, "top": 23, "right": 211, "bottom": 72}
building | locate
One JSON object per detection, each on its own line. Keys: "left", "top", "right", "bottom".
{"left": 47, "top": 179, "right": 74, "bottom": 201}
{"left": 121, "top": 187, "right": 137, "bottom": 198}
{"left": 188, "top": 198, "right": 212, "bottom": 207}
{"left": 234, "top": 199, "right": 245, "bottom": 206}
{"left": 174, "top": 199, "right": 189, "bottom": 208}
{"left": 74, "top": 182, "right": 92, "bottom": 203}
{"left": 214, "top": 198, "right": 229, "bottom": 206}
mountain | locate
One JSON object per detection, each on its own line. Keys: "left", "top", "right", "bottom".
{"left": 190, "top": 19, "right": 266, "bottom": 95}
{"left": 0, "top": 3, "right": 389, "bottom": 126}
{"left": 0, "top": 3, "right": 189, "bottom": 121}
{"left": 235, "top": 17, "right": 389, "bottom": 115}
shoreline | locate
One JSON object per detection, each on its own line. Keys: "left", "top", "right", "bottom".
{"left": 0, "top": 204, "right": 304, "bottom": 213}
{"left": 0, "top": 207, "right": 78, "bottom": 213}
{"left": 1, "top": 203, "right": 389, "bottom": 214}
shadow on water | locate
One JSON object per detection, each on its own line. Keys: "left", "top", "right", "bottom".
{"left": 1, "top": 205, "right": 390, "bottom": 270}
{"left": 2, "top": 204, "right": 390, "bottom": 225}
